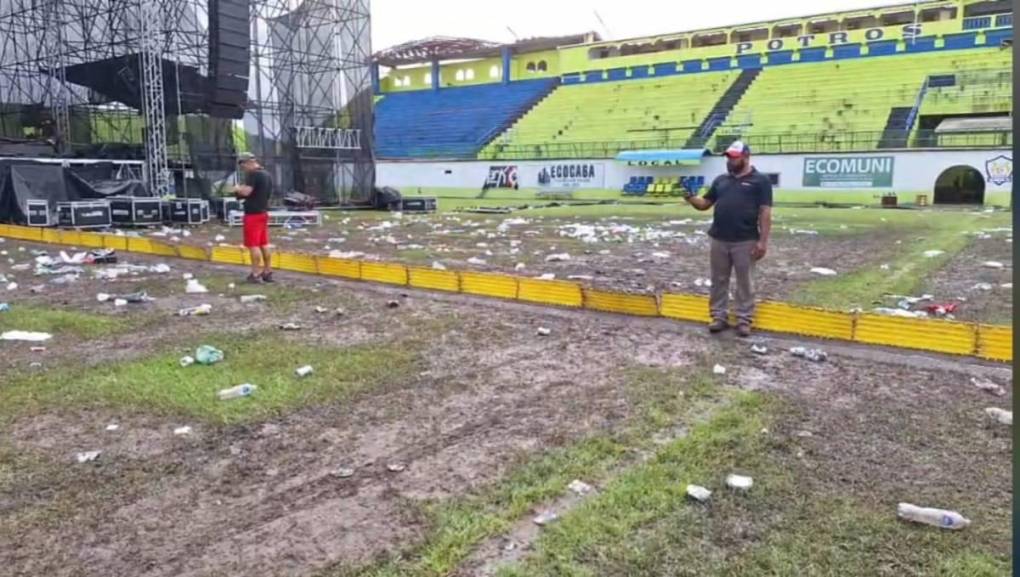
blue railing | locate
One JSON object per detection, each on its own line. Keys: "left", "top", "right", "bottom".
{"left": 962, "top": 16, "right": 992, "bottom": 30}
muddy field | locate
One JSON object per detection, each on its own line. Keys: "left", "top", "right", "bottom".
{"left": 0, "top": 231, "right": 1012, "bottom": 577}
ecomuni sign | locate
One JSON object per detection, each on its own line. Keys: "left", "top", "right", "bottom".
{"left": 803, "top": 156, "right": 894, "bottom": 188}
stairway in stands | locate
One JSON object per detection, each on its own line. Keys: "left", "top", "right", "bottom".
{"left": 684, "top": 68, "right": 761, "bottom": 149}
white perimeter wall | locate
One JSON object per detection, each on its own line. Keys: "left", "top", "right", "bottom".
{"left": 377, "top": 149, "right": 1013, "bottom": 204}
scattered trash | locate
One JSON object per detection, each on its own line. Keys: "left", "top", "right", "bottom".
{"left": 809, "top": 267, "right": 837, "bottom": 276}
{"left": 651, "top": 251, "right": 670, "bottom": 259}
{"left": 713, "top": 364, "right": 726, "bottom": 375}
{"left": 6, "top": 282, "right": 17, "bottom": 291}
{"left": 880, "top": 263, "right": 890, "bottom": 270}
{"left": 387, "top": 463, "right": 406, "bottom": 473}
{"left": 686, "top": 485, "right": 712, "bottom": 502}
{"left": 174, "top": 426, "right": 193, "bottom": 436}
{"left": 334, "top": 307, "right": 346, "bottom": 316}
{"left": 1002, "top": 283, "right": 1013, "bottom": 289}
{"left": 185, "top": 279, "right": 208, "bottom": 293}
{"left": 314, "top": 306, "right": 329, "bottom": 314}
{"left": 790, "top": 347, "right": 827, "bottom": 362}
{"left": 227, "top": 283, "right": 235, "bottom": 290}
{"left": 545, "top": 253, "right": 571, "bottom": 262}
{"left": 214, "top": 235, "right": 226, "bottom": 242}
{"left": 725, "top": 474, "right": 753, "bottom": 491}
{"left": 923, "top": 250, "right": 945, "bottom": 258}
{"left": 386, "top": 300, "right": 400, "bottom": 309}
{"left": 567, "top": 275, "right": 594, "bottom": 281}
{"left": 751, "top": 344, "right": 768, "bottom": 355}
{"left": 295, "top": 365, "right": 314, "bottom": 377}
{"left": 218, "top": 383, "right": 256, "bottom": 400}
{"left": 195, "top": 345, "right": 224, "bottom": 365}
{"left": 333, "top": 467, "right": 355, "bottom": 479}
{"left": 985, "top": 407, "right": 1012, "bottom": 426}
{"left": 151, "top": 263, "right": 171, "bottom": 274}
{"left": 182, "top": 273, "right": 194, "bottom": 280}
{"left": 432, "top": 261, "right": 447, "bottom": 270}
{"left": 536, "top": 327, "right": 552, "bottom": 336}
{"left": 29, "top": 361, "right": 41, "bottom": 368}
{"left": 971, "top": 377, "right": 1005, "bottom": 397}
{"left": 514, "top": 263, "right": 526, "bottom": 271}
{"left": 873, "top": 307, "right": 928, "bottom": 319}
{"left": 179, "top": 356, "right": 195, "bottom": 367}
{"left": 239, "top": 294, "right": 267, "bottom": 304}
{"left": 533, "top": 511, "right": 558, "bottom": 526}
{"left": 537, "top": 273, "right": 556, "bottom": 280}
{"left": 924, "top": 302, "right": 958, "bottom": 317}
{"left": 1, "top": 331, "right": 52, "bottom": 342}
{"left": 178, "top": 304, "right": 212, "bottom": 317}
{"left": 897, "top": 503, "right": 970, "bottom": 530}
{"left": 694, "top": 278, "right": 712, "bottom": 288}
{"left": 466, "top": 257, "right": 487, "bottom": 266}
{"left": 982, "top": 261, "right": 1004, "bottom": 269}
{"left": 0, "top": 303, "right": 8, "bottom": 312}
{"left": 29, "top": 346, "right": 45, "bottom": 352}
{"left": 76, "top": 451, "right": 102, "bottom": 464}
{"left": 971, "top": 283, "right": 993, "bottom": 291}
{"left": 105, "top": 424, "right": 119, "bottom": 432}
{"left": 567, "top": 479, "right": 594, "bottom": 495}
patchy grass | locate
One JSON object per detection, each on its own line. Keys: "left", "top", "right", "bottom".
{"left": 791, "top": 213, "right": 1007, "bottom": 309}
{"left": 0, "top": 333, "right": 418, "bottom": 425}
{"left": 0, "top": 305, "right": 130, "bottom": 339}
{"left": 495, "top": 393, "right": 1010, "bottom": 577}
{"left": 331, "top": 365, "right": 728, "bottom": 577}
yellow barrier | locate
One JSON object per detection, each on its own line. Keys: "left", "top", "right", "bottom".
{"left": 58, "top": 230, "right": 82, "bottom": 246}
{"left": 461, "top": 271, "right": 519, "bottom": 300}
{"left": 360, "top": 262, "right": 408, "bottom": 286}
{"left": 275, "top": 251, "right": 319, "bottom": 275}
{"left": 41, "top": 228, "right": 63, "bottom": 245}
{"left": 755, "top": 301, "right": 854, "bottom": 341}
{"left": 517, "top": 278, "right": 584, "bottom": 308}
{"left": 854, "top": 314, "right": 977, "bottom": 356}
{"left": 976, "top": 325, "right": 1012, "bottom": 362}
{"left": 317, "top": 256, "right": 361, "bottom": 279}
{"left": 0, "top": 224, "right": 1009, "bottom": 363}
{"left": 210, "top": 246, "right": 250, "bottom": 266}
{"left": 584, "top": 289, "right": 659, "bottom": 316}
{"left": 660, "top": 293, "right": 711, "bottom": 323}
{"left": 408, "top": 267, "right": 461, "bottom": 292}
{"left": 126, "top": 237, "right": 157, "bottom": 254}
{"left": 77, "top": 232, "right": 106, "bottom": 248}
{"left": 101, "top": 234, "right": 128, "bottom": 251}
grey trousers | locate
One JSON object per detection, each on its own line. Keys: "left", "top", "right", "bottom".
{"left": 709, "top": 238, "right": 756, "bottom": 325}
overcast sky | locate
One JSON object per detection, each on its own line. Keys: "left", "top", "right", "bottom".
{"left": 371, "top": 0, "right": 916, "bottom": 51}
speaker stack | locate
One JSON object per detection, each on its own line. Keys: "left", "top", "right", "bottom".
{"left": 207, "top": 0, "right": 250, "bottom": 119}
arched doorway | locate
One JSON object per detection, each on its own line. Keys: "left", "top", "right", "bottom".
{"left": 933, "top": 165, "right": 985, "bottom": 204}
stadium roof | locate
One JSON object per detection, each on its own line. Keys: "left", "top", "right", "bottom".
{"left": 374, "top": 33, "right": 600, "bottom": 66}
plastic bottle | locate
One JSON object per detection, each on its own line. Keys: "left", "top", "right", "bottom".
{"left": 897, "top": 503, "right": 970, "bottom": 530}
{"left": 295, "top": 365, "right": 314, "bottom": 377}
{"left": 218, "top": 383, "right": 256, "bottom": 400}
{"left": 985, "top": 407, "right": 1012, "bottom": 426}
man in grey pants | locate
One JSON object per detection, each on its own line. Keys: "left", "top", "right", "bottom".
{"left": 684, "top": 141, "right": 772, "bottom": 337}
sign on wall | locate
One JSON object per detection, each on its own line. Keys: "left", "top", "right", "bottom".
{"left": 735, "top": 24, "right": 923, "bottom": 55}
{"left": 537, "top": 163, "right": 604, "bottom": 189}
{"left": 984, "top": 155, "right": 1012, "bottom": 186}
{"left": 484, "top": 165, "right": 519, "bottom": 189}
{"left": 802, "top": 156, "right": 894, "bottom": 188}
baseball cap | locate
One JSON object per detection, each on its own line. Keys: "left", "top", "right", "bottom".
{"left": 724, "top": 141, "right": 751, "bottom": 158}
{"left": 237, "top": 152, "right": 257, "bottom": 165}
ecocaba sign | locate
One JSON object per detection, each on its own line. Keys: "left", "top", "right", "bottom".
{"left": 537, "top": 163, "right": 604, "bottom": 189}
{"left": 736, "top": 24, "right": 923, "bottom": 54}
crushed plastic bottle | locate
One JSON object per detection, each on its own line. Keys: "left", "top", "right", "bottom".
{"left": 218, "top": 383, "right": 256, "bottom": 400}
{"left": 726, "top": 474, "right": 753, "bottom": 491}
{"left": 195, "top": 345, "right": 224, "bottom": 365}
{"left": 178, "top": 304, "right": 212, "bottom": 317}
{"left": 985, "top": 407, "right": 1012, "bottom": 426}
{"left": 295, "top": 365, "right": 314, "bottom": 377}
{"left": 686, "top": 484, "right": 712, "bottom": 502}
{"left": 897, "top": 503, "right": 970, "bottom": 530}
{"left": 179, "top": 356, "right": 195, "bottom": 367}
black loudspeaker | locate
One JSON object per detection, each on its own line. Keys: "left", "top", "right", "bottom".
{"left": 208, "top": 0, "right": 250, "bottom": 119}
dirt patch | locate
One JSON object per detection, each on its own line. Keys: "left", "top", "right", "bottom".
{"left": 920, "top": 234, "right": 1013, "bottom": 324}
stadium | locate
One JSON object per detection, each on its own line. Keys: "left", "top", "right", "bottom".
{"left": 0, "top": 0, "right": 1014, "bottom": 576}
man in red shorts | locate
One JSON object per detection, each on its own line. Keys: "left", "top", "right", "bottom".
{"left": 232, "top": 152, "right": 274, "bottom": 283}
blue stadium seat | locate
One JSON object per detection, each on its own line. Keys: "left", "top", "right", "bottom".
{"left": 374, "top": 78, "right": 558, "bottom": 158}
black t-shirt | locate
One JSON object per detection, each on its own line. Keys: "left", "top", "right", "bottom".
{"left": 242, "top": 169, "right": 272, "bottom": 214}
{"left": 703, "top": 168, "right": 773, "bottom": 242}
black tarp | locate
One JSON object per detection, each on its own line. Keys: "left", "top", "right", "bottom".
{"left": 0, "top": 160, "right": 142, "bottom": 224}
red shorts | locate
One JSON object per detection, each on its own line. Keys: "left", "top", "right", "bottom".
{"left": 243, "top": 212, "right": 270, "bottom": 248}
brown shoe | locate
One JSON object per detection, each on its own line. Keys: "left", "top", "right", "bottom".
{"left": 736, "top": 324, "right": 752, "bottom": 338}
{"left": 708, "top": 319, "right": 728, "bottom": 333}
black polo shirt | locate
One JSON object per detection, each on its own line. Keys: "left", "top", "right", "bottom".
{"left": 704, "top": 168, "right": 773, "bottom": 242}
{"left": 242, "top": 169, "right": 272, "bottom": 215}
